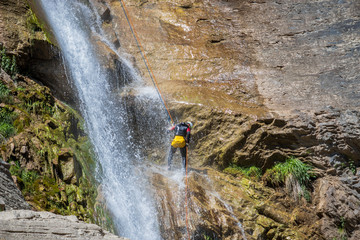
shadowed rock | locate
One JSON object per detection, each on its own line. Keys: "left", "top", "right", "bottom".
{"left": 0, "top": 159, "right": 30, "bottom": 210}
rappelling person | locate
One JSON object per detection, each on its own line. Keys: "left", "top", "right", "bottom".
{"left": 167, "top": 121, "right": 193, "bottom": 171}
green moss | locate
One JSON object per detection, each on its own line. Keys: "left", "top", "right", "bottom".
{"left": 0, "top": 77, "right": 113, "bottom": 228}
{"left": 26, "top": 8, "right": 52, "bottom": 44}
{"left": 224, "top": 165, "right": 262, "bottom": 180}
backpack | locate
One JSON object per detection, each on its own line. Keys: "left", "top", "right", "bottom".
{"left": 171, "top": 135, "right": 186, "bottom": 148}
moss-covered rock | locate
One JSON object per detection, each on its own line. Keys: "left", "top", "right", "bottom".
{"left": 0, "top": 71, "right": 102, "bottom": 224}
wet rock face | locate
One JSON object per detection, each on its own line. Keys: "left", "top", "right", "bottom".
{"left": 0, "top": 210, "right": 128, "bottom": 240}
{"left": 152, "top": 170, "right": 248, "bottom": 240}
{"left": 151, "top": 167, "right": 323, "bottom": 240}
{"left": 92, "top": 0, "right": 359, "bottom": 116}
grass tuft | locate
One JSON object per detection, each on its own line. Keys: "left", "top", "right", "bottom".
{"left": 224, "top": 165, "right": 262, "bottom": 180}
{"left": 263, "top": 157, "right": 315, "bottom": 201}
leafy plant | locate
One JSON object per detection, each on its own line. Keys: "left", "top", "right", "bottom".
{"left": 349, "top": 160, "right": 356, "bottom": 175}
{"left": 21, "top": 170, "right": 39, "bottom": 188}
{"left": 23, "top": 100, "right": 54, "bottom": 116}
{"left": 263, "top": 157, "right": 315, "bottom": 201}
{"left": 301, "top": 186, "right": 311, "bottom": 202}
{"left": 263, "top": 157, "right": 313, "bottom": 187}
{"left": 337, "top": 217, "right": 348, "bottom": 240}
{"left": 0, "top": 82, "right": 10, "bottom": 100}
{"left": 0, "top": 48, "right": 18, "bottom": 77}
{"left": 203, "top": 235, "right": 212, "bottom": 240}
{"left": 9, "top": 160, "right": 21, "bottom": 176}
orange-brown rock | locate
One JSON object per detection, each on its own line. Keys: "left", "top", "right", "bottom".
{"left": 2, "top": 0, "right": 360, "bottom": 239}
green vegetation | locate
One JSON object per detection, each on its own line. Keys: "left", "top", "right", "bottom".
{"left": 0, "top": 107, "right": 16, "bottom": 139}
{"left": 335, "top": 217, "right": 348, "bottom": 240}
{"left": 0, "top": 82, "right": 10, "bottom": 100}
{"left": 0, "top": 77, "right": 106, "bottom": 225}
{"left": 203, "top": 235, "right": 212, "bottom": 240}
{"left": 23, "top": 99, "right": 55, "bottom": 116}
{"left": 26, "top": 9, "right": 43, "bottom": 33}
{"left": 9, "top": 158, "right": 94, "bottom": 218}
{"left": 349, "top": 160, "right": 356, "bottom": 175}
{"left": 224, "top": 157, "right": 315, "bottom": 202}
{"left": 224, "top": 165, "right": 262, "bottom": 180}
{"left": 262, "top": 157, "right": 315, "bottom": 201}
{"left": 0, "top": 48, "right": 18, "bottom": 77}
{"left": 26, "top": 8, "right": 52, "bottom": 44}
{"left": 0, "top": 48, "right": 17, "bottom": 76}
{"left": 263, "top": 157, "right": 313, "bottom": 187}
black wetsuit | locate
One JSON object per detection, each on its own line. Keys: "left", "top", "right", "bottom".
{"left": 168, "top": 123, "right": 191, "bottom": 170}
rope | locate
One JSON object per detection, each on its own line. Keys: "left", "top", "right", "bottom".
{"left": 119, "top": 0, "right": 174, "bottom": 124}
{"left": 119, "top": 1, "right": 190, "bottom": 238}
{"left": 185, "top": 145, "right": 191, "bottom": 240}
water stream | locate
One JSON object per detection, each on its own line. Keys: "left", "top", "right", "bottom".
{"left": 38, "top": 1, "right": 165, "bottom": 239}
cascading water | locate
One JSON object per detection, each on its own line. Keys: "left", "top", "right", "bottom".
{"left": 38, "top": 1, "right": 166, "bottom": 239}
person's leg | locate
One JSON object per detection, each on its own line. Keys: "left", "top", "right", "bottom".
{"left": 167, "top": 146, "right": 177, "bottom": 170}
{"left": 180, "top": 147, "right": 187, "bottom": 172}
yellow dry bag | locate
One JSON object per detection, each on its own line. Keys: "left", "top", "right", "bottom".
{"left": 171, "top": 135, "right": 186, "bottom": 148}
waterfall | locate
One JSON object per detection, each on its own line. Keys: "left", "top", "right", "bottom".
{"left": 38, "top": 1, "right": 165, "bottom": 239}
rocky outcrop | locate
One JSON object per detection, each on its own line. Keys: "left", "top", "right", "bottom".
{"left": 151, "top": 167, "right": 322, "bottom": 240}
{"left": 0, "top": 210, "right": 127, "bottom": 240}
{"left": 0, "top": 0, "right": 76, "bottom": 105}
{"left": 188, "top": 107, "right": 360, "bottom": 239}
{"left": 177, "top": 105, "right": 360, "bottom": 171}
{"left": 0, "top": 159, "right": 30, "bottom": 210}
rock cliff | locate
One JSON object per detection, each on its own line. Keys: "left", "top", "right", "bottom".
{"left": 1, "top": 0, "right": 360, "bottom": 240}
{"left": 86, "top": 0, "right": 360, "bottom": 239}
{"left": 89, "top": 0, "right": 360, "bottom": 116}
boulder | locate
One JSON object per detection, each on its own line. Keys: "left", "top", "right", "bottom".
{"left": 0, "top": 210, "right": 128, "bottom": 240}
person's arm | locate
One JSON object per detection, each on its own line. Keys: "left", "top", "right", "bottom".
{"left": 167, "top": 124, "right": 176, "bottom": 133}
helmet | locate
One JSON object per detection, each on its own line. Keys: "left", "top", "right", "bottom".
{"left": 186, "top": 122, "right": 193, "bottom": 129}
